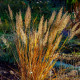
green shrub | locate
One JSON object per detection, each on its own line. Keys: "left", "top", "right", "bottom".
{"left": 0, "top": 19, "right": 13, "bottom": 33}
{"left": 0, "top": 37, "right": 18, "bottom": 64}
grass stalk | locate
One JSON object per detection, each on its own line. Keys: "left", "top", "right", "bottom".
{"left": 7, "top": 5, "right": 80, "bottom": 80}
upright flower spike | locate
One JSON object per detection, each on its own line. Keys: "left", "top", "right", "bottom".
{"left": 48, "top": 8, "right": 63, "bottom": 44}
{"left": 43, "top": 30, "right": 49, "bottom": 46}
{"left": 16, "top": 13, "right": 19, "bottom": 35}
{"left": 37, "top": 16, "right": 44, "bottom": 39}
{"left": 58, "top": 15, "right": 70, "bottom": 33}
{"left": 20, "top": 28, "right": 27, "bottom": 45}
{"left": 51, "top": 35, "right": 62, "bottom": 54}
{"left": 8, "top": 5, "right": 13, "bottom": 20}
{"left": 25, "top": 5, "right": 31, "bottom": 30}
{"left": 43, "top": 19, "right": 47, "bottom": 34}
{"left": 19, "top": 11, "right": 23, "bottom": 29}
{"left": 69, "top": 28, "right": 80, "bottom": 41}
{"left": 54, "top": 7, "right": 63, "bottom": 26}
{"left": 68, "top": 22, "right": 80, "bottom": 41}
{"left": 59, "top": 11, "right": 68, "bottom": 23}
{"left": 16, "top": 11, "right": 23, "bottom": 36}
{"left": 48, "top": 11, "right": 56, "bottom": 27}
{"left": 70, "top": 22, "right": 80, "bottom": 32}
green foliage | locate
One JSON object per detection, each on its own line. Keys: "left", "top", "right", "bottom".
{"left": 72, "top": 51, "right": 80, "bottom": 55}
{"left": 34, "top": 1, "right": 53, "bottom": 17}
{"left": 0, "top": 19, "right": 13, "bottom": 33}
{"left": 67, "top": 0, "right": 78, "bottom": 4}
{"left": 66, "top": 0, "right": 80, "bottom": 12}
{"left": 0, "top": 39, "right": 18, "bottom": 64}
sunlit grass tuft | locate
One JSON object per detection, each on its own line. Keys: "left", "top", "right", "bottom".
{"left": 7, "top": 5, "right": 80, "bottom": 80}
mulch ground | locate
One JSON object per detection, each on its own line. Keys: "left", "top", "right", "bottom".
{"left": 0, "top": 61, "right": 20, "bottom": 80}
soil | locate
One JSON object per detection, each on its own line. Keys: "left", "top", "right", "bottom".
{"left": 0, "top": 61, "right": 20, "bottom": 80}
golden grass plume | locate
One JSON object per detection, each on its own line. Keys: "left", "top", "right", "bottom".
{"left": 8, "top": 5, "right": 13, "bottom": 21}
{"left": 14, "top": 6, "right": 80, "bottom": 80}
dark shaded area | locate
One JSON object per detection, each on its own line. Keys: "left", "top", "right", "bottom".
{"left": 0, "top": 61, "right": 19, "bottom": 80}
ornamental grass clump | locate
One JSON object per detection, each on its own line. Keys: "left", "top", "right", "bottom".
{"left": 9, "top": 5, "right": 80, "bottom": 80}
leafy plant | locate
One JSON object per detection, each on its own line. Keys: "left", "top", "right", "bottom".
{"left": 0, "top": 34, "right": 18, "bottom": 64}
{"left": 0, "top": 19, "right": 12, "bottom": 33}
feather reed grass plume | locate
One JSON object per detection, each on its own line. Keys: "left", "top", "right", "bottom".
{"left": 25, "top": 5, "right": 31, "bottom": 31}
{"left": 48, "top": 11, "right": 56, "bottom": 27}
{"left": 54, "top": 8, "right": 63, "bottom": 25}
{"left": 8, "top": 5, "right": 13, "bottom": 21}
{"left": 68, "top": 22, "right": 80, "bottom": 41}
{"left": 37, "top": 16, "right": 44, "bottom": 38}
{"left": 15, "top": 6, "right": 80, "bottom": 80}
{"left": 16, "top": 11, "right": 23, "bottom": 36}
{"left": 43, "top": 19, "right": 47, "bottom": 33}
